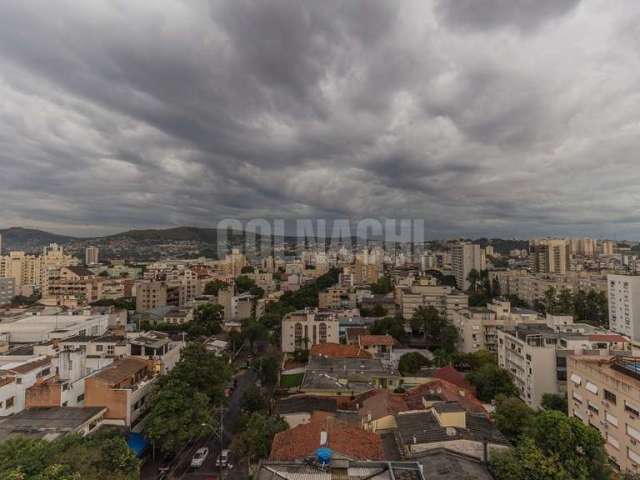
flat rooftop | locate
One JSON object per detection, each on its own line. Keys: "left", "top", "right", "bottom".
{"left": 0, "top": 407, "right": 106, "bottom": 441}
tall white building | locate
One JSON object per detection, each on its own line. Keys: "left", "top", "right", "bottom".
{"left": 451, "top": 243, "right": 482, "bottom": 291}
{"left": 85, "top": 246, "right": 99, "bottom": 266}
{"left": 608, "top": 274, "right": 640, "bottom": 343}
{"left": 529, "top": 239, "right": 570, "bottom": 274}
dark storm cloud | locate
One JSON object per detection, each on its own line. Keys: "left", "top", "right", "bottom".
{"left": 435, "top": 0, "right": 582, "bottom": 31}
{"left": 0, "top": 0, "right": 639, "bottom": 238}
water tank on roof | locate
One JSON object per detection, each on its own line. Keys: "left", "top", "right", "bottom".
{"left": 316, "top": 447, "right": 332, "bottom": 465}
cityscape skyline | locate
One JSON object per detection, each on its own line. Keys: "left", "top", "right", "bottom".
{"left": 2, "top": 0, "right": 640, "bottom": 238}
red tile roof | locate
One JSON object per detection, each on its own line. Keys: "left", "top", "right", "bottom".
{"left": 359, "top": 389, "right": 408, "bottom": 421}
{"left": 270, "top": 411, "right": 385, "bottom": 461}
{"left": 589, "top": 334, "right": 627, "bottom": 343}
{"left": 310, "top": 343, "right": 372, "bottom": 359}
{"left": 358, "top": 335, "right": 398, "bottom": 347}
{"left": 432, "top": 366, "right": 475, "bottom": 393}
{"left": 405, "top": 379, "right": 487, "bottom": 415}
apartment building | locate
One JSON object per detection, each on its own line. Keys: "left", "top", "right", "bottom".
{"left": 0, "top": 278, "right": 15, "bottom": 305}
{"left": 529, "top": 239, "right": 570, "bottom": 274}
{"left": 318, "top": 286, "right": 356, "bottom": 309}
{"left": 608, "top": 275, "right": 640, "bottom": 344}
{"left": 281, "top": 308, "right": 339, "bottom": 353}
{"left": 497, "top": 323, "right": 626, "bottom": 407}
{"left": 451, "top": 243, "right": 483, "bottom": 291}
{"left": 568, "top": 356, "right": 640, "bottom": 473}
{"left": 0, "top": 314, "right": 109, "bottom": 343}
{"left": 135, "top": 281, "right": 167, "bottom": 312}
{"left": 398, "top": 281, "right": 468, "bottom": 322}
{"left": 0, "top": 244, "right": 79, "bottom": 292}
{"left": 490, "top": 269, "right": 607, "bottom": 306}
{"left": 0, "top": 356, "right": 55, "bottom": 417}
{"left": 454, "top": 299, "right": 543, "bottom": 354}
{"left": 602, "top": 240, "right": 616, "bottom": 256}
{"left": 84, "top": 357, "right": 156, "bottom": 427}
{"left": 85, "top": 246, "right": 99, "bottom": 266}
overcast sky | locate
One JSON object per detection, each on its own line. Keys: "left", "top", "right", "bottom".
{"left": 1, "top": 0, "right": 640, "bottom": 239}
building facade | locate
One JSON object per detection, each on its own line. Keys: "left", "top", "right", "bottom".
{"left": 281, "top": 308, "right": 339, "bottom": 353}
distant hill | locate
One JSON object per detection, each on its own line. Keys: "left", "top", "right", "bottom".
{"left": 0, "top": 227, "right": 78, "bottom": 252}
{"left": 107, "top": 226, "right": 222, "bottom": 243}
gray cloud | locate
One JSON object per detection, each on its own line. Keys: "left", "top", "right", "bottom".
{"left": 435, "top": 0, "right": 582, "bottom": 32}
{"left": 0, "top": 0, "right": 639, "bottom": 238}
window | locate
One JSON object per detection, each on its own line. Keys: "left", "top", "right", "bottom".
{"left": 604, "top": 389, "right": 617, "bottom": 404}
{"left": 76, "top": 394, "right": 85, "bottom": 403}
{"left": 6, "top": 397, "right": 14, "bottom": 408}
{"left": 625, "top": 401, "right": 640, "bottom": 417}
{"left": 16, "top": 378, "right": 22, "bottom": 384}
{"left": 96, "top": 344, "right": 104, "bottom": 352}
{"left": 107, "top": 345, "right": 115, "bottom": 355}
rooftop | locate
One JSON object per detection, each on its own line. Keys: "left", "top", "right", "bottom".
{"left": 256, "top": 460, "right": 425, "bottom": 480}
{"left": 277, "top": 395, "right": 338, "bottom": 415}
{"left": 414, "top": 448, "right": 494, "bottom": 480}
{"left": 310, "top": 343, "right": 371, "bottom": 359}
{"left": 395, "top": 410, "right": 507, "bottom": 447}
{"left": 0, "top": 407, "right": 106, "bottom": 442}
{"left": 270, "top": 412, "right": 385, "bottom": 462}
{"left": 359, "top": 335, "right": 398, "bottom": 347}
{"left": 91, "top": 357, "right": 151, "bottom": 386}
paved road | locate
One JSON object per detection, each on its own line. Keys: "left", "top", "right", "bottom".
{"left": 141, "top": 368, "right": 256, "bottom": 480}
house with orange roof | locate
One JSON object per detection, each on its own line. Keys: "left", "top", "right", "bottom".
{"left": 358, "top": 335, "right": 399, "bottom": 359}
{"left": 270, "top": 411, "right": 385, "bottom": 462}
{"left": 310, "top": 343, "right": 371, "bottom": 359}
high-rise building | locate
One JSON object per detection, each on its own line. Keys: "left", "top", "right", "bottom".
{"left": 567, "top": 355, "right": 640, "bottom": 473}
{"left": 451, "top": 243, "right": 482, "bottom": 291}
{"left": 529, "top": 239, "right": 570, "bottom": 274}
{"left": 0, "top": 278, "right": 15, "bottom": 305}
{"left": 85, "top": 246, "right": 99, "bottom": 266}
{"left": 601, "top": 240, "right": 615, "bottom": 256}
{"left": 570, "top": 238, "right": 596, "bottom": 257}
{"left": 608, "top": 274, "right": 640, "bottom": 343}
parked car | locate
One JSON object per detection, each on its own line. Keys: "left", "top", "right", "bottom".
{"left": 216, "top": 449, "right": 231, "bottom": 468}
{"left": 191, "top": 447, "right": 209, "bottom": 469}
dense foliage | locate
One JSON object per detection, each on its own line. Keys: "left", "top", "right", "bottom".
{"left": 409, "top": 306, "right": 459, "bottom": 353}
{"left": 0, "top": 431, "right": 139, "bottom": 480}
{"left": 230, "top": 413, "right": 287, "bottom": 465}
{"left": 491, "top": 410, "right": 611, "bottom": 480}
{"left": 398, "top": 352, "right": 431, "bottom": 375}
{"left": 467, "top": 363, "right": 519, "bottom": 402}
{"left": 534, "top": 287, "right": 608, "bottom": 326}
{"left": 144, "top": 343, "right": 231, "bottom": 453}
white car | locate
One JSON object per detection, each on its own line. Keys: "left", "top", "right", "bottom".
{"left": 190, "top": 447, "right": 209, "bottom": 469}
{"left": 216, "top": 449, "right": 231, "bottom": 468}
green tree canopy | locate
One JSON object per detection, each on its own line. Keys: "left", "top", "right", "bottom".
{"left": 541, "top": 393, "right": 568, "bottom": 414}
{"left": 203, "top": 279, "right": 228, "bottom": 296}
{"left": 493, "top": 395, "right": 535, "bottom": 443}
{"left": 370, "top": 276, "right": 393, "bottom": 294}
{"left": 398, "top": 352, "right": 431, "bottom": 375}
{"left": 230, "top": 413, "right": 287, "bottom": 465}
{"left": 467, "top": 363, "right": 518, "bottom": 402}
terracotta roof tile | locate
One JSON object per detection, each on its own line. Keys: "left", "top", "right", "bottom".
{"left": 310, "top": 343, "right": 372, "bottom": 359}
{"left": 270, "top": 412, "right": 385, "bottom": 461}
{"left": 359, "top": 335, "right": 399, "bottom": 347}
{"left": 405, "top": 379, "right": 487, "bottom": 415}
{"left": 432, "top": 366, "right": 475, "bottom": 393}
{"left": 359, "top": 390, "right": 408, "bottom": 421}
{"left": 10, "top": 357, "right": 51, "bottom": 374}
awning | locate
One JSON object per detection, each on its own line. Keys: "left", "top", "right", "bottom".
{"left": 127, "top": 432, "right": 150, "bottom": 457}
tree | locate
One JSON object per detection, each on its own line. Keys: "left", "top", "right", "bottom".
{"left": 371, "top": 276, "right": 393, "bottom": 294}
{"left": 410, "top": 306, "right": 458, "bottom": 353}
{"left": 491, "top": 437, "right": 570, "bottom": 480}
{"left": 371, "top": 304, "right": 388, "bottom": 317}
{"left": 241, "top": 266, "right": 255, "bottom": 274}
{"left": 254, "top": 356, "right": 279, "bottom": 387}
{"left": 168, "top": 343, "right": 231, "bottom": 403}
{"left": 493, "top": 396, "right": 535, "bottom": 443}
{"left": 528, "top": 410, "right": 611, "bottom": 480}
{"left": 467, "top": 364, "right": 519, "bottom": 402}
{"left": 144, "top": 379, "right": 215, "bottom": 453}
{"left": 467, "top": 269, "right": 481, "bottom": 293}
{"left": 370, "top": 316, "right": 406, "bottom": 342}
{"left": 398, "top": 352, "right": 431, "bottom": 375}
{"left": 188, "top": 304, "right": 224, "bottom": 337}
{"left": 541, "top": 393, "right": 568, "bottom": 414}
{"left": 240, "top": 385, "right": 268, "bottom": 413}
{"left": 556, "top": 288, "right": 575, "bottom": 316}
{"left": 244, "top": 320, "right": 269, "bottom": 353}
{"left": 203, "top": 279, "right": 228, "bottom": 296}
{"left": 230, "top": 413, "right": 287, "bottom": 465}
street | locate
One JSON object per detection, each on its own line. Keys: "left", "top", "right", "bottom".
{"left": 141, "top": 368, "right": 257, "bottom": 480}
